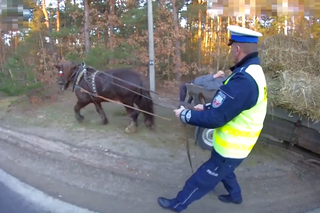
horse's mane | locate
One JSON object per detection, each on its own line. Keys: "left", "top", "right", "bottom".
{"left": 85, "top": 66, "right": 101, "bottom": 73}
{"left": 85, "top": 65, "right": 136, "bottom": 75}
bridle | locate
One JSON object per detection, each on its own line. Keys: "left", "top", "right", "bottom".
{"left": 58, "top": 67, "right": 78, "bottom": 89}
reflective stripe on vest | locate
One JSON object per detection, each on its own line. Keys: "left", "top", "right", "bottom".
{"left": 213, "top": 64, "right": 268, "bottom": 159}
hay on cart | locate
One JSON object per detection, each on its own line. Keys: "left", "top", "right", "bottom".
{"left": 260, "top": 34, "right": 320, "bottom": 122}
{"left": 266, "top": 70, "right": 320, "bottom": 122}
{"left": 259, "top": 34, "right": 315, "bottom": 75}
{"left": 312, "top": 42, "right": 320, "bottom": 75}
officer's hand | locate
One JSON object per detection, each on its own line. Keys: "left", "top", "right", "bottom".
{"left": 173, "top": 106, "right": 185, "bottom": 118}
{"left": 194, "top": 104, "right": 204, "bottom": 111}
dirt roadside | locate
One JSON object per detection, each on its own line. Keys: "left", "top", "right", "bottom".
{"left": 0, "top": 90, "right": 320, "bottom": 213}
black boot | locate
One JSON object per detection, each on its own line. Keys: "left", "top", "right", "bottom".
{"left": 218, "top": 195, "right": 242, "bottom": 204}
{"left": 158, "top": 197, "right": 180, "bottom": 212}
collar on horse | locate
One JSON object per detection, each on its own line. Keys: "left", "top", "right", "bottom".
{"left": 72, "top": 62, "right": 100, "bottom": 98}
{"left": 72, "top": 62, "right": 87, "bottom": 92}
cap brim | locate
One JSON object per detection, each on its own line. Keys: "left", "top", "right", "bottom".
{"left": 227, "top": 39, "right": 234, "bottom": 46}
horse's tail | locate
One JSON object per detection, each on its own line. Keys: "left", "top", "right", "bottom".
{"left": 137, "top": 76, "right": 155, "bottom": 128}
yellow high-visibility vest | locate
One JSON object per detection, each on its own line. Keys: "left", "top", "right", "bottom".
{"left": 213, "top": 64, "right": 268, "bottom": 159}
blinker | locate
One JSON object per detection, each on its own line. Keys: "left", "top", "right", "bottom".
{"left": 59, "top": 70, "right": 63, "bottom": 77}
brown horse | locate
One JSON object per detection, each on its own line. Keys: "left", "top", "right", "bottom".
{"left": 54, "top": 60, "right": 155, "bottom": 133}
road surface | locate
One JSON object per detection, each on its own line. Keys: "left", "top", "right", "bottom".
{"left": 1, "top": 88, "right": 320, "bottom": 213}
{"left": 0, "top": 123, "right": 320, "bottom": 213}
{"left": 0, "top": 180, "right": 50, "bottom": 213}
{"left": 0, "top": 165, "right": 97, "bottom": 213}
{"left": 1, "top": 164, "right": 320, "bottom": 213}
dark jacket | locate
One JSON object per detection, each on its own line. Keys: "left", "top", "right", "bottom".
{"left": 193, "top": 74, "right": 228, "bottom": 90}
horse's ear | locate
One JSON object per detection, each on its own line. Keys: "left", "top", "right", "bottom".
{"left": 81, "top": 61, "right": 87, "bottom": 68}
{"left": 54, "top": 64, "right": 60, "bottom": 69}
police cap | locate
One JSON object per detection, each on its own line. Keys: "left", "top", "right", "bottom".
{"left": 227, "top": 25, "right": 262, "bottom": 46}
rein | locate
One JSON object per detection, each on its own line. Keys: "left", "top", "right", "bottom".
{"left": 183, "top": 123, "right": 194, "bottom": 173}
{"left": 76, "top": 86, "right": 172, "bottom": 121}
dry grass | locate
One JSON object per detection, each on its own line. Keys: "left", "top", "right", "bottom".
{"left": 260, "top": 34, "right": 320, "bottom": 121}
{"left": 312, "top": 42, "right": 320, "bottom": 74}
{"left": 260, "top": 34, "right": 314, "bottom": 74}
{"left": 266, "top": 70, "right": 320, "bottom": 122}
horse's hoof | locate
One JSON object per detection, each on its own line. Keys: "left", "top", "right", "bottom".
{"left": 145, "top": 123, "right": 154, "bottom": 129}
{"left": 125, "top": 124, "right": 136, "bottom": 134}
{"left": 76, "top": 115, "right": 85, "bottom": 123}
{"left": 148, "top": 125, "right": 155, "bottom": 131}
{"left": 102, "top": 118, "right": 109, "bottom": 125}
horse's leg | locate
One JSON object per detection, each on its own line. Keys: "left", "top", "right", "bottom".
{"left": 131, "top": 108, "right": 139, "bottom": 127}
{"left": 94, "top": 102, "right": 108, "bottom": 125}
{"left": 132, "top": 101, "right": 141, "bottom": 125}
{"left": 126, "top": 103, "right": 139, "bottom": 127}
{"left": 134, "top": 97, "right": 154, "bottom": 130}
{"left": 123, "top": 104, "right": 138, "bottom": 133}
{"left": 74, "top": 100, "right": 90, "bottom": 123}
{"left": 135, "top": 110, "right": 141, "bottom": 126}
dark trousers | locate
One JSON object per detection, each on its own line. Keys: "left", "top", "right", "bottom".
{"left": 179, "top": 80, "right": 194, "bottom": 103}
{"left": 169, "top": 148, "right": 244, "bottom": 212}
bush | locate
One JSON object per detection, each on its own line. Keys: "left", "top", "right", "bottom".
{"left": 0, "top": 80, "right": 43, "bottom": 96}
{"left": 0, "top": 55, "right": 44, "bottom": 96}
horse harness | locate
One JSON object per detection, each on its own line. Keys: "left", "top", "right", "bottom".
{"left": 68, "top": 63, "right": 100, "bottom": 98}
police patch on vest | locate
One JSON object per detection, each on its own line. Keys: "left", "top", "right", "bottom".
{"left": 212, "top": 91, "right": 226, "bottom": 108}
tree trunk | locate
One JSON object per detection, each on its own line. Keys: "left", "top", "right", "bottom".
{"left": 171, "top": 0, "right": 181, "bottom": 81}
{"left": 41, "top": 0, "right": 49, "bottom": 28}
{"left": 57, "top": 0, "right": 60, "bottom": 32}
{"left": 291, "top": 16, "right": 295, "bottom": 35}
{"left": 204, "top": 11, "right": 209, "bottom": 64}
{"left": 14, "top": 31, "right": 18, "bottom": 51}
{"left": 253, "top": 16, "right": 257, "bottom": 31}
{"left": 216, "top": 16, "right": 220, "bottom": 71}
{"left": 284, "top": 16, "right": 288, "bottom": 35}
{"left": 57, "top": 0, "right": 62, "bottom": 59}
{"left": 227, "top": 16, "right": 230, "bottom": 39}
{"left": 109, "top": 0, "right": 115, "bottom": 63}
{"left": 242, "top": 15, "right": 245, "bottom": 27}
{"left": 84, "top": 0, "right": 90, "bottom": 53}
{"left": 197, "top": 0, "right": 202, "bottom": 68}
{"left": 41, "top": 0, "right": 58, "bottom": 63}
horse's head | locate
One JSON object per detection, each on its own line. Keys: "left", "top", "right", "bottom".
{"left": 54, "top": 61, "right": 79, "bottom": 90}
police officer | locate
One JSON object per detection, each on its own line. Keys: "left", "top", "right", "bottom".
{"left": 157, "top": 25, "right": 268, "bottom": 212}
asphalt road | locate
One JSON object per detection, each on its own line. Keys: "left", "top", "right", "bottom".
{"left": 0, "top": 180, "right": 51, "bottom": 213}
